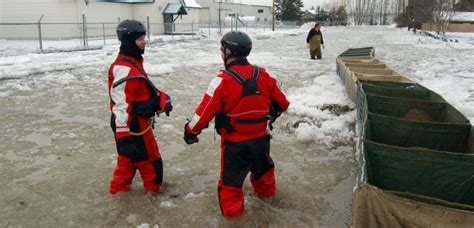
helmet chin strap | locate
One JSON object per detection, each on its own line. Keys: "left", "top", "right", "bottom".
{"left": 223, "top": 47, "right": 230, "bottom": 70}
{"left": 223, "top": 46, "right": 246, "bottom": 69}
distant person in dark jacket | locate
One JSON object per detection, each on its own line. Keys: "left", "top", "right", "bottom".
{"left": 306, "top": 23, "right": 325, "bottom": 59}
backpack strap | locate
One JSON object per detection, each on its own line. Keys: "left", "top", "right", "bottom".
{"left": 113, "top": 57, "right": 158, "bottom": 92}
{"left": 225, "top": 65, "right": 260, "bottom": 84}
{"left": 117, "top": 57, "right": 148, "bottom": 77}
{"left": 112, "top": 75, "right": 154, "bottom": 89}
{"left": 215, "top": 66, "right": 266, "bottom": 134}
{"left": 225, "top": 69, "right": 245, "bottom": 85}
{"left": 252, "top": 66, "right": 260, "bottom": 80}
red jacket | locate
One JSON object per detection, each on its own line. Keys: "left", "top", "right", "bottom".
{"left": 108, "top": 54, "right": 161, "bottom": 140}
{"left": 187, "top": 62, "right": 290, "bottom": 142}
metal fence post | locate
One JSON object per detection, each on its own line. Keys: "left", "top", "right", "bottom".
{"left": 37, "top": 15, "right": 44, "bottom": 53}
{"left": 147, "top": 16, "right": 150, "bottom": 41}
{"left": 102, "top": 23, "right": 106, "bottom": 46}
{"left": 208, "top": 8, "right": 211, "bottom": 36}
{"left": 82, "top": 14, "right": 88, "bottom": 48}
{"left": 192, "top": 20, "right": 194, "bottom": 38}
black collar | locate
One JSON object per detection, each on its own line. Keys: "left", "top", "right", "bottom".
{"left": 119, "top": 44, "right": 143, "bottom": 62}
{"left": 226, "top": 58, "right": 250, "bottom": 69}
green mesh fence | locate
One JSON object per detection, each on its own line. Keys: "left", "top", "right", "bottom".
{"left": 365, "top": 94, "right": 469, "bottom": 124}
{"left": 364, "top": 113, "right": 470, "bottom": 153}
{"left": 363, "top": 140, "right": 474, "bottom": 206}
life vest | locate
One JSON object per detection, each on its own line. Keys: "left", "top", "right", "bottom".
{"left": 215, "top": 66, "right": 270, "bottom": 135}
{"left": 112, "top": 57, "right": 159, "bottom": 96}
{"left": 109, "top": 57, "right": 166, "bottom": 136}
{"left": 111, "top": 57, "right": 171, "bottom": 116}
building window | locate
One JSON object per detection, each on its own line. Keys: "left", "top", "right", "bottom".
{"left": 257, "top": 18, "right": 260, "bottom": 22}
{"left": 264, "top": 18, "right": 267, "bottom": 22}
{"left": 258, "top": 9, "right": 264, "bottom": 13}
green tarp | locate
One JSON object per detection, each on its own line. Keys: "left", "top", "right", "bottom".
{"left": 359, "top": 81, "right": 445, "bottom": 101}
{"left": 364, "top": 113, "right": 471, "bottom": 153}
{"left": 356, "top": 80, "right": 471, "bottom": 153}
{"left": 339, "top": 47, "right": 375, "bottom": 57}
{"left": 363, "top": 140, "right": 474, "bottom": 206}
{"left": 339, "top": 48, "right": 374, "bottom": 57}
{"left": 339, "top": 51, "right": 374, "bottom": 57}
{"left": 365, "top": 94, "right": 469, "bottom": 124}
{"left": 346, "top": 53, "right": 474, "bottom": 227}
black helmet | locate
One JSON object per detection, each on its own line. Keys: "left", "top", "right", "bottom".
{"left": 116, "top": 19, "right": 146, "bottom": 41}
{"left": 220, "top": 31, "right": 252, "bottom": 57}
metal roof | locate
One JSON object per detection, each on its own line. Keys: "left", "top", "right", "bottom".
{"left": 163, "top": 3, "right": 188, "bottom": 15}
{"left": 94, "top": 0, "right": 154, "bottom": 3}
{"left": 184, "top": 0, "right": 202, "bottom": 8}
{"left": 452, "top": 12, "right": 474, "bottom": 22}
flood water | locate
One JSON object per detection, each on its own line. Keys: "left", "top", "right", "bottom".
{"left": 0, "top": 28, "right": 357, "bottom": 227}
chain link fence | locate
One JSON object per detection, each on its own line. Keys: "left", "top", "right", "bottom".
{"left": 0, "top": 15, "right": 296, "bottom": 53}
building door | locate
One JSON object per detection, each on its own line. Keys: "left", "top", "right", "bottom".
{"left": 164, "top": 14, "right": 174, "bottom": 33}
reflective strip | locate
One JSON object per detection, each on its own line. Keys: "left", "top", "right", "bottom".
{"left": 234, "top": 117, "right": 268, "bottom": 124}
{"left": 116, "top": 127, "right": 130, "bottom": 133}
{"left": 205, "top": 77, "right": 223, "bottom": 97}
{"left": 227, "top": 110, "right": 268, "bottom": 117}
{"left": 111, "top": 65, "right": 131, "bottom": 127}
{"left": 188, "top": 113, "right": 201, "bottom": 131}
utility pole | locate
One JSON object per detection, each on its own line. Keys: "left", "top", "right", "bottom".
{"left": 219, "top": 0, "right": 222, "bottom": 34}
{"left": 272, "top": 0, "right": 275, "bottom": 31}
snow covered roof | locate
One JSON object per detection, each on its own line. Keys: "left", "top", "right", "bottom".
{"left": 184, "top": 0, "right": 202, "bottom": 8}
{"left": 451, "top": 12, "right": 474, "bottom": 22}
{"left": 94, "top": 0, "right": 154, "bottom": 3}
{"left": 308, "top": 10, "right": 316, "bottom": 15}
{"left": 163, "top": 3, "right": 188, "bottom": 15}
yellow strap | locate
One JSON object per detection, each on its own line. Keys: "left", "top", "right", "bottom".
{"left": 129, "top": 121, "right": 153, "bottom": 136}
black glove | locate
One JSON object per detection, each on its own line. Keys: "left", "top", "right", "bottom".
{"left": 269, "top": 101, "right": 284, "bottom": 131}
{"left": 164, "top": 94, "right": 173, "bottom": 117}
{"left": 183, "top": 123, "right": 199, "bottom": 145}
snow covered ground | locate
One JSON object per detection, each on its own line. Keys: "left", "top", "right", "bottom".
{"left": 0, "top": 25, "right": 473, "bottom": 227}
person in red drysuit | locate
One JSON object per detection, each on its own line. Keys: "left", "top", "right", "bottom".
{"left": 183, "top": 31, "right": 290, "bottom": 217}
{"left": 108, "top": 19, "right": 172, "bottom": 194}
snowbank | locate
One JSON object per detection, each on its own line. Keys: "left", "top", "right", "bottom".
{"left": 288, "top": 74, "right": 356, "bottom": 147}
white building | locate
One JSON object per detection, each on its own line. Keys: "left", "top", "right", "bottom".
{"left": 196, "top": 0, "right": 272, "bottom": 25}
{"left": 0, "top": 0, "right": 272, "bottom": 39}
{"left": 0, "top": 0, "right": 200, "bottom": 39}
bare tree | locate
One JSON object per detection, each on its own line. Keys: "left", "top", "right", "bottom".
{"left": 346, "top": 0, "right": 410, "bottom": 25}
{"left": 429, "top": 0, "right": 458, "bottom": 35}
{"left": 346, "top": 0, "right": 355, "bottom": 24}
{"left": 366, "top": 0, "right": 377, "bottom": 24}
{"left": 346, "top": 0, "right": 372, "bottom": 25}
{"left": 380, "top": 0, "right": 391, "bottom": 25}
